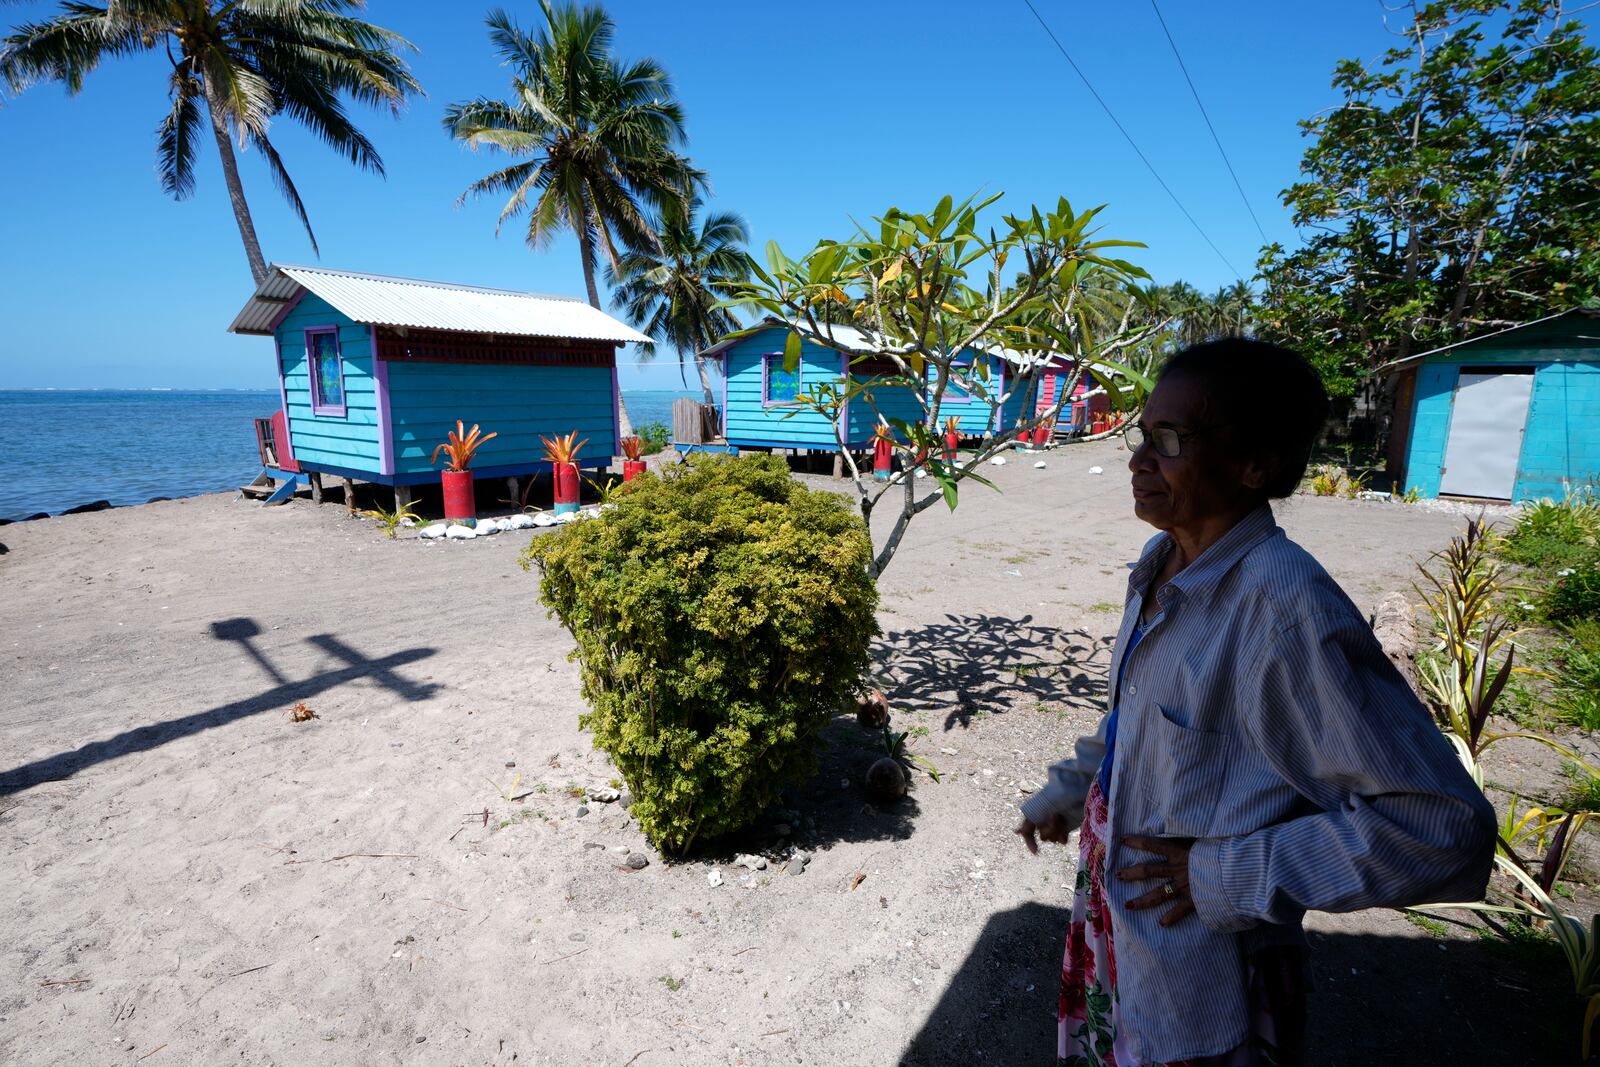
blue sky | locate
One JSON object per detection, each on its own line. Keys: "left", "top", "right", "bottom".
{"left": 0, "top": 2, "right": 1487, "bottom": 390}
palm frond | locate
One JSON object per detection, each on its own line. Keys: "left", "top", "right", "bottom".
{"left": 156, "top": 68, "right": 203, "bottom": 199}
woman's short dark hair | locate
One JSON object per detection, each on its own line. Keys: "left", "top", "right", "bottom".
{"left": 1157, "top": 337, "right": 1330, "bottom": 499}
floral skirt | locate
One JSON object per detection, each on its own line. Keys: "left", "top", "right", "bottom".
{"left": 1058, "top": 780, "right": 1305, "bottom": 1067}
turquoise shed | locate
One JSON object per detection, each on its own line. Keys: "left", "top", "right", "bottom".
{"left": 697, "top": 320, "right": 1035, "bottom": 451}
{"left": 229, "top": 264, "right": 649, "bottom": 507}
{"left": 1381, "top": 308, "right": 1600, "bottom": 501}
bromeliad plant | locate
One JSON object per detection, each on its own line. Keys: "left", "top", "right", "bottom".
{"left": 432, "top": 420, "right": 497, "bottom": 471}
{"left": 620, "top": 436, "right": 644, "bottom": 462}
{"left": 540, "top": 431, "right": 588, "bottom": 466}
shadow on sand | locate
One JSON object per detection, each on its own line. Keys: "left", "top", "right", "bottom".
{"left": 873, "top": 613, "right": 1116, "bottom": 731}
{"left": 898, "top": 902, "right": 1571, "bottom": 1065}
{"left": 0, "top": 619, "right": 439, "bottom": 794}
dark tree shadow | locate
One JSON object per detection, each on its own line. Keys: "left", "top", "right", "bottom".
{"left": 873, "top": 614, "right": 1115, "bottom": 731}
{"left": 1, "top": 623, "right": 439, "bottom": 795}
{"left": 898, "top": 906, "right": 1574, "bottom": 1066}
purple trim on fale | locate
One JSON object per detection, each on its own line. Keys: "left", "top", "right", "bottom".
{"left": 992, "top": 358, "right": 1007, "bottom": 433}
{"left": 761, "top": 352, "right": 802, "bottom": 408}
{"left": 838, "top": 349, "right": 850, "bottom": 441}
{"left": 370, "top": 324, "right": 395, "bottom": 476}
{"left": 305, "top": 325, "right": 348, "bottom": 417}
{"left": 265, "top": 286, "right": 307, "bottom": 333}
{"left": 721, "top": 352, "right": 730, "bottom": 435}
{"left": 611, "top": 353, "right": 622, "bottom": 455}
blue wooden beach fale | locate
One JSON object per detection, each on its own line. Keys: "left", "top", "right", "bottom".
{"left": 1381, "top": 308, "right": 1600, "bottom": 501}
{"left": 693, "top": 319, "right": 1036, "bottom": 453}
{"left": 230, "top": 264, "right": 650, "bottom": 508}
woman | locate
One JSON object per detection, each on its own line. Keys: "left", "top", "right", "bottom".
{"left": 1017, "top": 338, "right": 1495, "bottom": 1066}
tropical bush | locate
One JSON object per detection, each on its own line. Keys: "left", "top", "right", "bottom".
{"left": 520, "top": 454, "right": 878, "bottom": 854}
{"left": 635, "top": 421, "right": 670, "bottom": 456}
{"left": 1553, "top": 622, "right": 1600, "bottom": 730}
{"left": 1544, "top": 556, "right": 1600, "bottom": 624}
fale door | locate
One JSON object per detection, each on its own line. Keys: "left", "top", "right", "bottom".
{"left": 1438, "top": 370, "right": 1533, "bottom": 499}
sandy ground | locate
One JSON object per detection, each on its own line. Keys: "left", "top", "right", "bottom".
{"left": 0, "top": 438, "right": 1578, "bottom": 1066}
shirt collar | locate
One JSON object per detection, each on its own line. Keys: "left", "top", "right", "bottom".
{"left": 1129, "top": 503, "right": 1280, "bottom": 609}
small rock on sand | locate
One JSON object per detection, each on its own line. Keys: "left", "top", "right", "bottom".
{"left": 1033, "top": 461, "right": 1047, "bottom": 469}
{"left": 787, "top": 858, "right": 806, "bottom": 876}
{"left": 735, "top": 853, "right": 767, "bottom": 871}
{"left": 1088, "top": 465, "right": 1104, "bottom": 475}
{"left": 708, "top": 870, "right": 724, "bottom": 888}
{"left": 532, "top": 513, "right": 558, "bottom": 527}
{"left": 445, "top": 525, "right": 477, "bottom": 540}
{"left": 575, "top": 806, "right": 590, "bottom": 818}
{"left": 626, "top": 853, "right": 649, "bottom": 870}
{"left": 419, "top": 524, "right": 448, "bottom": 539}
{"left": 586, "top": 786, "right": 621, "bottom": 803}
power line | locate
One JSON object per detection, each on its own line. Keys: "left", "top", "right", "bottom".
{"left": 1018, "top": 0, "right": 1245, "bottom": 282}
{"left": 1148, "top": 0, "right": 1270, "bottom": 246}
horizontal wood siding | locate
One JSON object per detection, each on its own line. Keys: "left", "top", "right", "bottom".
{"left": 276, "top": 294, "right": 381, "bottom": 471}
{"left": 386, "top": 360, "right": 617, "bottom": 474}
{"left": 723, "top": 332, "right": 845, "bottom": 448}
{"left": 847, "top": 371, "right": 925, "bottom": 443}
{"left": 927, "top": 352, "right": 1005, "bottom": 435}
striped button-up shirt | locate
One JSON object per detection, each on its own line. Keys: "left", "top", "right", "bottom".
{"left": 1021, "top": 504, "right": 1495, "bottom": 1062}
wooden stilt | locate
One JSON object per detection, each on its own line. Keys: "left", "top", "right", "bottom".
{"left": 309, "top": 472, "right": 323, "bottom": 504}
{"left": 506, "top": 477, "right": 520, "bottom": 506}
{"left": 833, "top": 453, "right": 845, "bottom": 480}
{"left": 394, "top": 484, "right": 415, "bottom": 512}
{"left": 342, "top": 477, "right": 357, "bottom": 514}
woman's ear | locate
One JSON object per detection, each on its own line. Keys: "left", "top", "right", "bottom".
{"left": 1239, "top": 453, "right": 1272, "bottom": 492}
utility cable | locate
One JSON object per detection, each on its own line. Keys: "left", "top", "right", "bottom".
{"left": 1148, "top": 0, "right": 1270, "bottom": 245}
{"left": 1019, "top": 0, "right": 1245, "bottom": 281}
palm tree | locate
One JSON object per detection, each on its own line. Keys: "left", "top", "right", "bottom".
{"left": 444, "top": 3, "right": 699, "bottom": 311}
{"left": 606, "top": 198, "right": 751, "bottom": 405}
{"left": 1, "top": 1, "right": 420, "bottom": 286}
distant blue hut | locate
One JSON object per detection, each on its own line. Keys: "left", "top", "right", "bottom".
{"left": 696, "top": 319, "right": 1035, "bottom": 452}
{"left": 229, "top": 264, "right": 649, "bottom": 507}
{"left": 1380, "top": 308, "right": 1600, "bottom": 500}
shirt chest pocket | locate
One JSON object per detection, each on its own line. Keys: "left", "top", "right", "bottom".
{"left": 1137, "top": 703, "right": 1230, "bottom": 838}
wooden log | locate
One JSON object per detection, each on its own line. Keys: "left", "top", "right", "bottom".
{"left": 1371, "top": 591, "right": 1419, "bottom": 692}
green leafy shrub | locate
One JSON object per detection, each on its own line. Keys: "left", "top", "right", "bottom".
{"left": 1500, "top": 532, "right": 1594, "bottom": 570}
{"left": 635, "top": 421, "right": 670, "bottom": 456}
{"left": 520, "top": 454, "right": 878, "bottom": 854}
{"left": 1553, "top": 620, "right": 1600, "bottom": 730}
{"left": 1543, "top": 554, "right": 1600, "bottom": 624}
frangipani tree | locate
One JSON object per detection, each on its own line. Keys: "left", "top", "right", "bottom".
{"left": 723, "top": 193, "right": 1166, "bottom": 577}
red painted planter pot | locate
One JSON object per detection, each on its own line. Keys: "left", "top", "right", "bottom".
{"left": 622, "top": 460, "right": 647, "bottom": 482}
{"left": 943, "top": 430, "right": 960, "bottom": 462}
{"left": 872, "top": 438, "right": 893, "bottom": 481}
{"left": 553, "top": 461, "right": 581, "bottom": 515}
{"left": 441, "top": 469, "right": 475, "bottom": 521}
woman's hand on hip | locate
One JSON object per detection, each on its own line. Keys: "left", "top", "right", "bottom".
{"left": 1016, "top": 813, "right": 1071, "bottom": 854}
{"left": 1117, "top": 834, "right": 1196, "bottom": 927}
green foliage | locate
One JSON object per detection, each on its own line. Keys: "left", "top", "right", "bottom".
{"left": 1254, "top": 1, "right": 1600, "bottom": 396}
{"left": 606, "top": 197, "right": 753, "bottom": 404}
{"left": 0, "top": 1, "right": 420, "bottom": 283}
{"left": 635, "top": 421, "right": 670, "bottom": 456}
{"left": 362, "top": 501, "right": 422, "bottom": 538}
{"left": 1545, "top": 557, "right": 1600, "bottom": 625}
{"left": 722, "top": 191, "right": 1163, "bottom": 576}
{"left": 443, "top": 3, "right": 699, "bottom": 305}
{"left": 520, "top": 455, "right": 878, "bottom": 854}
{"left": 1552, "top": 622, "right": 1600, "bottom": 730}
{"left": 1563, "top": 762, "right": 1600, "bottom": 815}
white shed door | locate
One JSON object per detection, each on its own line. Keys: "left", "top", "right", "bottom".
{"left": 1439, "top": 371, "right": 1533, "bottom": 499}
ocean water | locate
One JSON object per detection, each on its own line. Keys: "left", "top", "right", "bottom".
{"left": 0, "top": 388, "right": 700, "bottom": 520}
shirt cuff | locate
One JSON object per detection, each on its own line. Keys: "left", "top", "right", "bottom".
{"left": 1020, "top": 786, "right": 1067, "bottom": 827}
{"left": 1187, "top": 838, "right": 1255, "bottom": 934}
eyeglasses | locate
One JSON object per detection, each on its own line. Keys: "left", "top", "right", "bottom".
{"left": 1123, "top": 422, "right": 1228, "bottom": 459}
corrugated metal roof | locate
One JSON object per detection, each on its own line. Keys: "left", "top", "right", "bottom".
{"left": 228, "top": 263, "right": 651, "bottom": 344}
{"left": 1376, "top": 307, "right": 1600, "bottom": 374}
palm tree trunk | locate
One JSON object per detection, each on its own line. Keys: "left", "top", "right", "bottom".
{"left": 202, "top": 86, "right": 269, "bottom": 286}
{"left": 695, "top": 353, "right": 717, "bottom": 407}
{"left": 578, "top": 219, "right": 634, "bottom": 439}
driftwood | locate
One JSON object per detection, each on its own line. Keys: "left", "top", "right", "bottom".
{"left": 1371, "top": 591, "right": 1419, "bottom": 691}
